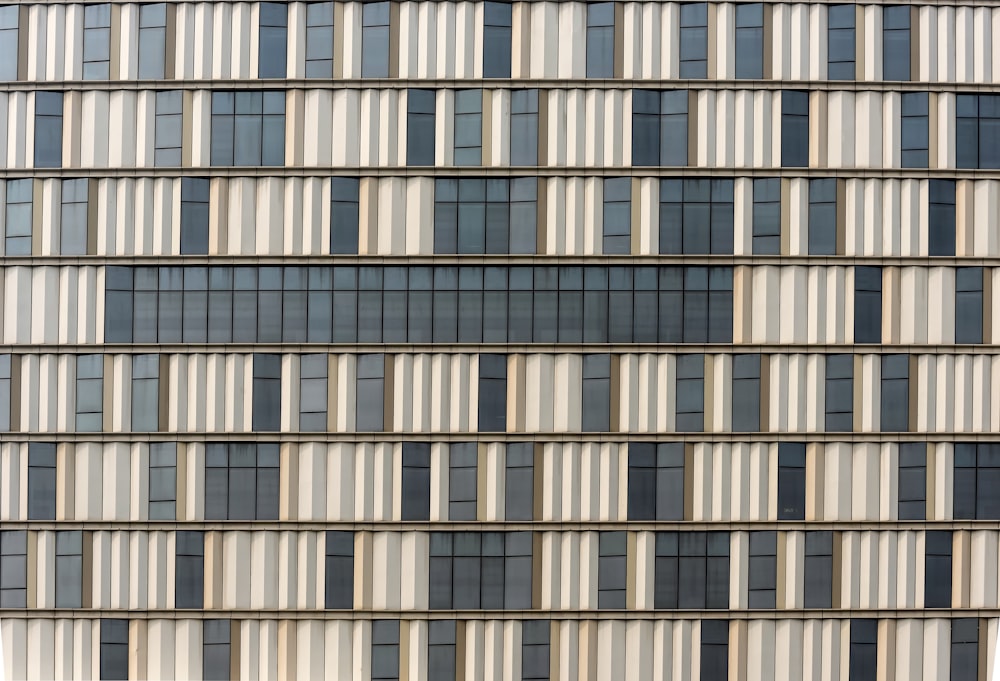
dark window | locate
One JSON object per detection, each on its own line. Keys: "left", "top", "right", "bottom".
{"left": 505, "top": 443, "right": 534, "bottom": 521}
{"left": 99, "top": 619, "right": 129, "bottom": 681}
{"left": 258, "top": 2, "right": 287, "bottom": 78}
{"left": 808, "top": 178, "right": 838, "bottom": 255}
{"left": 305, "top": 2, "right": 335, "bottom": 77}
{"left": 956, "top": 94, "right": 1000, "bottom": 169}
{"left": 659, "top": 178, "right": 734, "bottom": 254}
{"left": 434, "top": 178, "right": 537, "bottom": 254}
{"left": 627, "top": 442, "right": 684, "bottom": 521}
{"left": 149, "top": 442, "right": 176, "bottom": 520}
{"left": 34, "top": 92, "right": 63, "bottom": 168}
{"left": 734, "top": 3, "right": 764, "bottom": 79}
{"left": 179, "top": 177, "right": 210, "bottom": 254}
{"left": 4, "top": 178, "right": 32, "bottom": 255}
{"left": 954, "top": 443, "right": 1000, "bottom": 520}
{"left": 362, "top": 1, "right": 391, "bottom": 78}
{"left": 880, "top": 354, "right": 909, "bottom": 432}
{"left": 747, "top": 531, "right": 776, "bottom": 608}
{"left": 407, "top": 89, "right": 436, "bottom": 166}
{"left": 428, "top": 620, "right": 457, "bottom": 681}
{"left": 138, "top": 3, "right": 168, "bottom": 79}
{"left": 849, "top": 619, "right": 878, "bottom": 681}
{"left": 154, "top": 90, "right": 183, "bottom": 166}
{"left": 897, "top": 443, "right": 926, "bottom": 520}
{"left": 55, "top": 531, "right": 83, "bottom": 608}
{"left": 299, "top": 354, "right": 328, "bottom": 432}
{"left": 330, "top": 177, "right": 360, "bottom": 254}
{"left": 632, "top": 89, "right": 688, "bottom": 166}
{"left": 854, "top": 266, "right": 882, "bottom": 344}
{"left": 478, "top": 353, "right": 506, "bottom": 432}
{"left": 582, "top": 354, "right": 611, "bottom": 431}
{"left": 803, "top": 531, "right": 833, "bottom": 608}
{"left": 0, "top": 355, "right": 9, "bottom": 432}
{"left": 429, "top": 531, "right": 532, "bottom": 609}
{"left": 731, "top": 354, "right": 760, "bottom": 432}
{"left": 0, "top": 531, "right": 27, "bottom": 607}
{"left": 454, "top": 89, "right": 483, "bottom": 166}
{"left": 449, "top": 442, "right": 478, "bottom": 521}
{"left": 325, "top": 530, "right": 354, "bottom": 609}
{"left": 483, "top": 2, "right": 512, "bottom": 78}
{"left": 598, "top": 531, "right": 627, "bottom": 609}
{"left": 522, "top": 620, "right": 550, "bottom": 681}
{"left": 777, "top": 443, "right": 806, "bottom": 520}
{"left": 675, "top": 354, "right": 704, "bottom": 432}
{"left": 132, "top": 354, "right": 160, "bottom": 432}
{"left": 210, "top": 91, "right": 285, "bottom": 166}
{"left": 924, "top": 530, "right": 952, "bottom": 608}
{"left": 252, "top": 353, "right": 281, "bottom": 432}
{"left": 204, "top": 443, "right": 280, "bottom": 520}
{"left": 824, "top": 353, "right": 853, "bottom": 432}
{"left": 827, "top": 4, "right": 855, "bottom": 80}
{"left": 372, "top": 620, "right": 400, "bottom": 681}
{"left": 951, "top": 618, "right": 979, "bottom": 681}
{"left": 510, "top": 90, "right": 539, "bottom": 166}
{"left": 900, "top": 92, "right": 929, "bottom": 168}
{"left": 654, "top": 531, "right": 730, "bottom": 609}
{"left": 203, "top": 620, "right": 231, "bottom": 681}
{"left": 700, "top": 620, "right": 729, "bottom": 681}
{"left": 356, "top": 354, "right": 385, "bottom": 431}
{"left": 82, "top": 4, "right": 111, "bottom": 80}
{"left": 586, "top": 2, "right": 615, "bottom": 78}
{"left": 104, "top": 267, "right": 133, "bottom": 342}
{"left": 401, "top": 442, "right": 431, "bottom": 521}
{"left": 956, "top": 267, "right": 983, "bottom": 344}
{"left": 75, "top": 354, "right": 103, "bottom": 432}
{"left": 752, "top": 178, "right": 780, "bottom": 254}
{"left": 28, "top": 443, "right": 56, "bottom": 520}
{"left": 679, "top": 3, "right": 708, "bottom": 78}
{"left": 0, "top": 6, "right": 19, "bottom": 81}
{"left": 928, "top": 179, "right": 956, "bottom": 256}
{"left": 781, "top": 90, "right": 808, "bottom": 168}
{"left": 882, "top": 6, "right": 911, "bottom": 81}
{"left": 60, "top": 178, "right": 89, "bottom": 255}
{"left": 603, "top": 178, "right": 631, "bottom": 254}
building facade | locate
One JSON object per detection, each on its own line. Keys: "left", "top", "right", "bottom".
{"left": 0, "top": 0, "right": 999, "bottom": 679}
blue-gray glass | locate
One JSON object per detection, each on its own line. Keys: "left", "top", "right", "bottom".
{"left": 401, "top": 443, "right": 431, "bottom": 521}
{"left": 731, "top": 354, "right": 760, "bottom": 432}
{"left": 479, "top": 354, "right": 507, "bottom": 432}
{"left": 951, "top": 619, "right": 979, "bottom": 680}
{"left": 132, "top": 356, "right": 160, "bottom": 432}
{"left": 675, "top": 354, "right": 704, "bottom": 432}
{"left": 734, "top": 4, "right": 764, "bottom": 79}
{"left": 138, "top": 4, "right": 167, "bottom": 79}
{"left": 777, "top": 443, "right": 806, "bottom": 520}
{"left": 483, "top": 1, "right": 512, "bottom": 78}
{"left": 849, "top": 620, "right": 878, "bottom": 681}
{"left": 824, "top": 353, "right": 853, "bottom": 432}
{"left": 82, "top": 4, "right": 111, "bottom": 80}
{"left": 747, "top": 531, "right": 776, "bottom": 608}
{"left": 808, "top": 178, "right": 837, "bottom": 255}
{"left": 582, "top": 354, "right": 611, "bottom": 431}
{"left": 882, "top": 6, "right": 911, "bottom": 81}
{"left": 510, "top": 90, "right": 538, "bottom": 165}
{"left": 54, "top": 531, "right": 83, "bottom": 608}
{"left": 521, "top": 620, "right": 550, "bottom": 681}
{"left": 154, "top": 90, "right": 182, "bottom": 166}
{"left": 60, "top": 178, "right": 89, "bottom": 255}
{"left": 900, "top": 92, "right": 929, "bottom": 167}
{"left": 0, "top": 6, "right": 18, "bottom": 81}
{"left": 700, "top": 620, "right": 729, "bottom": 681}
{"left": 99, "top": 620, "right": 129, "bottom": 681}
{"left": 853, "top": 266, "right": 882, "bottom": 344}
{"left": 679, "top": 3, "right": 708, "bottom": 78}
{"left": 305, "top": 2, "right": 335, "bottom": 77}
{"left": 956, "top": 95, "right": 979, "bottom": 168}
{"left": 827, "top": 4, "right": 855, "bottom": 80}
{"left": 632, "top": 89, "right": 662, "bottom": 166}
{"left": 927, "top": 178, "right": 956, "bottom": 256}
{"left": 880, "top": 354, "right": 909, "bottom": 432}
{"left": 259, "top": 2, "right": 287, "bottom": 78}
{"left": 781, "top": 90, "right": 808, "bottom": 167}
{"left": 202, "top": 630, "right": 230, "bottom": 680}
{"left": 180, "top": 178, "right": 210, "bottom": 254}
{"left": 454, "top": 90, "right": 482, "bottom": 165}
{"left": 803, "top": 531, "right": 832, "bottom": 607}
{"left": 603, "top": 178, "right": 631, "bottom": 254}
{"left": 598, "top": 532, "right": 627, "bottom": 609}
{"left": 586, "top": 3, "right": 615, "bottom": 78}
{"left": 897, "top": 443, "right": 926, "bottom": 520}
{"left": 28, "top": 444, "right": 56, "bottom": 520}
{"left": 505, "top": 444, "right": 534, "bottom": 521}
{"left": 752, "top": 177, "right": 781, "bottom": 254}
{"left": 407, "top": 89, "right": 436, "bottom": 166}
{"left": 980, "top": 96, "right": 1000, "bottom": 169}
{"left": 356, "top": 355, "right": 384, "bottom": 431}
{"left": 371, "top": 620, "right": 400, "bottom": 680}
{"left": 955, "top": 267, "right": 983, "bottom": 344}
{"left": 331, "top": 177, "right": 360, "bottom": 253}
{"left": 34, "top": 92, "right": 63, "bottom": 168}
{"left": 923, "top": 530, "right": 952, "bottom": 608}
{"left": 362, "top": 2, "right": 391, "bottom": 78}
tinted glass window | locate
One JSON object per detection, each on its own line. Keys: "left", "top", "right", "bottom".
{"left": 803, "top": 531, "right": 833, "bottom": 608}
{"left": 951, "top": 619, "right": 979, "bottom": 681}
{"left": 827, "top": 5, "right": 856, "bottom": 80}
{"left": 586, "top": 2, "right": 615, "bottom": 78}
{"left": 900, "top": 92, "right": 929, "bottom": 168}
{"left": 34, "top": 92, "right": 63, "bottom": 168}
{"left": 28, "top": 443, "right": 56, "bottom": 520}
{"left": 483, "top": 2, "right": 512, "bottom": 78}
{"left": 82, "top": 4, "right": 111, "bottom": 80}
{"left": 55, "top": 531, "right": 83, "bottom": 608}
{"left": 356, "top": 353, "right": 385, "bottom": 430}
{"left": 882, "top": 6, "right": 911, "bottom": 81}
{"left": 305, "top": 2, "right": 335, "bottom": 77}
{"left": 897, "top": 443, "right": 926, "bottom": 520}
{"left": 401, "top": 443, "right": 431, "bottom": 521}
{"left": 0, "top": 531, "right": 27, "bottom": 607}
{"left": 204, "top": 443, "right": 280, "bottom": 520}
{"left": 505, "top": 443, "right": 534, "bottom": 521}
{"left": 781, "top": 91, "right": 809, "bottom": 168}
{"left": 752, "top": 178, "right": 781, "bottom": 254}
{"left": 203, "top": 620, "right": 230, "bottom": 681}
{"left": 808, "top": 178, "right": 838, "bottom": 255}
{"left": 154, "top": 90, "right": 183, "bottom": 166}
{"left": 777, "top": 443, "right": 806, "bottom": 520}
{"left": 849, "top": 619, "right": 878, "bottom": 681}
{"left": 210, "top": 91, "right": 285, "bottom": 166}
{"left": 0, "top": 6, "right": 19, "bottom": 81}
{"left": 454, "top": 89, "right": 482, "bottom": 166}
{"left": 75, "top": 353, "right": 103, "bottom": 432}
{"left": 748, "top": 531, "right": 776, "bottom": 608}
{"left": 428, "top": 620, "right": 457, "bottom": 681}
{"left": 132, "top": 354, "right": 160, "bottom": 432}
{"left": 603, "top": 179, "right": 631, "bottom": 254}
{"left": 824, "top": 353, "right": 853, "bottom": 432}
{"left": 660, "top": 178, "right": 734, "bottom": 255}
{"left": 928, "top": 179, "right": 956, "bottom": 256}
{"left": 258, "top": 3, "right": 287, "bottom": 78}
{"left": 679, "top": 3, "right": 708, "bottom": 78}
{"left": 924, "top": 530, "right": 952, "bottom": 608}
{"left": 633, "top": 89, "right": 688, "bottom": 166}
{"left": 99, "top": 619, "right": 129, "bottom": 681}
{"left": 362, "top": 2, "right": 391, "bottom": 78}
{"left": 655, "top": 531, "right": 730, "bottom": 609}
{"left": 731, "top": 354, "right": 760, "bottom": 431}
{"left": 299, "top": 354, "right": 328, "bottom": 431}
{"left": 628, "top": 442, "right": 684, "bottom": 521}
{"left": 880, "top": 354, "right": 909, "bottom": 432}
{"left": 4, "top": 178, "right": 33, "bottom": 255}
{"left": 522, "top": 620, "right": 550, "bottom": 681}
{"left": 252, "top": 353, "right": 281, "bottom": 432}
{"left": 180, "top": 177, "right": 210, "bottom": 254}
{"left": 675, "top": 354, "right": 704, "bottom": 432}
{"left": 407, "top": 89, "right": 436, "bottom": 166}
{"left": 854, "top": 266, "right": 882, "bottom": 344}
{"left": 955, "top": 266, "right": 983, "bottom": 344}
{"left": 478, "top": 353, "right": 507, "bottom": 432}
{"left": 149, "top": 442, "right": 177, "bottom": 520}
{"left": 510, "top": 90, "right": 539, "bottom": 166}
{"left": 735, "top": 4, "right": 764, "bottom": 79}
{"left": 325, "top": 530, "right": 354, "bottom": 608}
{"left": 700, "top": 620, "right": 729, "bottom": 681}
{"left": 138, "top": 3, "right": 167, "bottom": 79}
{"left": 598, "top": 532, "right": 627, "bottom": 609}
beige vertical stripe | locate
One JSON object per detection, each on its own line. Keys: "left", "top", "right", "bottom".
{"left": 229, "top": 620, "right": 242, "bottom": 681}
{"left": 164, "top": 5, "right": 176, "bottom": 80}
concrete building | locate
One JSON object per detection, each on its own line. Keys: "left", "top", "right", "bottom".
{"left": 0, "top": 0, "right": 999, "bottom": 679}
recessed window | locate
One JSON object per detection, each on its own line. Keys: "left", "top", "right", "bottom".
{"left": 406, "top": 89, "right": 436, "bottom": 166}
{"left": 659, "top": 178, "right": 734, "bottom": 254}
{"left": 429, "top": 531, "right": 532, "bottom": 609}
{"left": 955, "top": 267, "right": 983, "bottom": 344}
{"left": 627, "top": 442, "right": 684, "bottom": 521}
{"left": 154, "top": 90, "right": 183, "bottom": 167}
{"left": 655, "top": 531, "right": 730, "bottom": 609}
{"left": 632, "top": 90, "right": 688, "bottom": 166}
{"left": 210, "top": 91, "right": 285, "bottom": 166}
{"left": 204, "top": 443, "right": 280, "bottom": 520}
{"left": 928, "top": 180, "right": 956, "bottom": 256}
{"left": 325, "top": 530, "right": 354, "bottom": 609}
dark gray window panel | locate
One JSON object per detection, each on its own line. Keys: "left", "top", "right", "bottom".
{"left": 854, "top": 266, "right": 882, "bottom": 344}
{"left": 660, "top": 178, "right": 734, "bottom": 255}
{"left": 824, "top": 353, "right": 853, "bottom": 432}
{"left": 954, "top": 443, "right": 1000, "bottom": 520}
{"left": 138, "top": 3, "right": 167, "bottom": 80}
{"left": 781, "top": 90, "right": 808, "bottom": 168}
{"left": 76, "top": 353, "right": 103, "bottom": 432}
{"left": 0, "top": 354, "right": 10, "bottom": 432}
{"left": 132, "top": 354, "right": 159, "bottom": 432}
{"left": 60, "top": 178, "right": 89, "bottom": 255}
{"left": 99, "top": 619, "right": 129, "bottom": 681}
{"left": 325, "top": 530, "right": 354, "bottom": 609}
{"left": 951, "top": 618, "right": 979, "bottom": 681}
{"left": 901, "top": 92, "right": 929, "bottom": 168}
{"left": 35, "top": 92, "right": 63, "bottom": 168}
{"left": 747, "top": 531, "right": 776, "bottom": 609}
{"left": 827, "top": 4, "right": 855, "bottom": 80}
{"left": 679, "top": 3, "right": 708, "bottom": 78}
{"left": 675, "top": 354, "right": 704, "bottom": 432}
{"left": 104, "top": 267, "right": 134, "bottom": 343}
{"left": 0, "top": 530, "right": 28, "bottom": 608}
{"left": 362, "top": 1, "right": 391, "bottom": 78}
{"left": 372, "top": 620, "right": 400, "bottom": 681}
{"left": 203, "top": 620, "right": 231, "bottom": 681}
{"left": 956, "top": 95, "right": 1000, "bottom": 169}
{"left": 882, "top": 6, "right": 911, "bottom": 81}
{"left": 803, "top": 530, "right": 833, "bottom": 608}
{"left": 5, "top": 178, "right": 33, "bottom": 255}
{"left": 0, "top": 6, "right": 19, "bottom": 81}
{"left": 454, "top": 89, "right": 482, "bottom": 166}
{"left": 55, "top": 530, "right": 83, "bottom": 608}
{"left": 148, "top": 442, "right": 176, "bottom": 521}
{"left": 428, "top": 620, "right": 457, "bottom": 681}
{"left": 586, "top": 2, "right": 615, "bottom": 78}
{"left": 627, "top": 442, "right": 684, "bottom": 521}
{"left": 603, "top": 178, "right": 631, "bottom": 253}
{"left": 252, "top": 353, "right": 281, "bottom": 432}
{"left": 83, "top": 4, "right": 111, "bottom": 80}
{"left": 401, "top": 442, "right": 431, "bottom": 521}
{"left": 777, "top": 442, "right": 806, "bottom": 520}
{"left": 434, "top": 178, "right": 537, "bottom": 255}
{"left": 924, "top": 530, "right": 952, "bottom": 608}
{"left": 700, "top": 620, "right": 729, "bottom": 681}
{"left": 478, "top": 354, "right": 507, "bottom": 432}
{"left": 731, "top": 353, "right": 760, "bottom": 432}
{"left": 155, "top": 90, "right": 183, "bottom": 167}
{"left": 204, "top": 443, "right": 280, "bottom": 521}
{"left": 210, "top": 91, "right": 285, "bottom": 166}
{"left": 522, "top": 620, "right": 550, "bottom": 681}
{"left": 356, "top": 353, "right": 385, "bottom": 431}
{"left": 752, "top": 178, "right": 781, "bottom": 254}
{"left": 331, "top": 177, "right": 360, "bottom": 254}
{"left": 179, "top": 177, "right": 210, "bottom": 255}
{"left": 880, "top": 354, "right": 909, "bottom": 432}
{"left": 448, "top": 442, "right": 478, "bottom": 521}
{"left": 897, "top": 443, "right": 926, "bottom": 520}
{"left": 299, "top": 354, "right": 328, "bottom": 432}
{"left": 849, "top": 619, "right": 878, "bottom": 681}
{"left": 258, "top": 2, "right": 287, "bottom": 78}
{"left": 483, "top": 2, "right": 512, "bottom": 78}
{"left": 510, "top": 89, "right": 539, "bottom": 166}
{"left": 407, "top": 89, "right": 436, "bottom": 166}
{"left": 582, "top": 354, "right": 611, "bottom": 432}
{"left": 734, "top": 3, "right": 764, "bottom": 79}
{"left": 808, "top": 178, "right": 838, "bottom": 255}
{"left": 28, "top": 442, "right": 56, "bottom": 521}
{"left": 654, "top": 531, "right": 730, "bottom": 610}
{"left": 632, "top": 89, "right": 688, "bottom": 166}
{"left": 505, "top": 443, "right": 534, "bottom": 521}
{"left": 927, "top": 179, "right": 956, "bottom": 257}
{"left": 955, "top": 266, "right": 983, "bottom": 344}
{"left": 598, "top": 531, "right": 627, "bottom": 609}
{"left": 429, "top": 531, "right": 532, "bottom": 610}
{"left": 305, "top": 2, "right": 335, "bottom": 78}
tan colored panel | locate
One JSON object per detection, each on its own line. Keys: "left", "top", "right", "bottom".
{"left": 81, "top": 531, "right": 93, "bottom": 608}
{"left": 983, "top": 268, "right": 993, "bottom": 345}
{"left": 762, "top": 5, "right": 772, "bottom": 80}
{"left": 855, "top": 6, "right": 865, "bottom": 77}
{"left": 56, "top": 443, "right": 75, "bottom": 521}
{"left": 230, "top": 620, "right": 242, "bottom": 681}
{"left": 286, "top": 89, "right": 306, "bottom": 167}
{"left": 333, "top": 3, "right": 344, "bottom": 79}
{"left": 630, "top": 178, "right": 641, "bottom": 255}
{"left": 687, "top": 91, "right": 698, "bottom": 166}
{"left": 327, "top": 354, "right": 339, "bottom": 433}
{"left": 455, "top": 621, "right": 467, "bottom": 681}
{"left": 806, "top": 443, "right": 824, "bottom": 521}
{"left": 532, "top": 443, "right": 543, "bottom": 521}
{"left": 852, "top": 355, "right": 863, "bottom": 433}
{"left": 683, "top": 443, "right": 695, "bottom": 520}
{"left": 759, "top": 354, "right": 770, "bottom": 430}
{"left": 882, "top": 267, "right": 901, "bottom": 345}
{"left": 731, "top": 620, "right": 748, "bottom": 681}
{"left": 277, "top": 620, "right": 296, "bottom": 681}
{"left": 776, "top": 531, "right": 787, "bottom": 609}
{"left": 129, "top": 619, "right": 147, "bottom": 681}
{"left": 626, "top": 531, "right": 637, "bottom": 609}
{"left": 16, "top": 6, "right": 27, "bottom": 81}
{"left": 878, "top": 619, "right": 896, "bottom": 681}
{"left": 537, "top": 92, "right": 548, "bottom": 166}
{"left": 613, "top": 2, "right": 624, "bottom": 79}
{"left": 703, "top": 354, "right": 716, "bottom": 433}
{"left": 8, "top": 356, "right": 20, "bottom": 431}
{"left": 399, "top": 620, "right": 410, "bottom": 681}
{"left": 809, "top": 91, "right": 827, "bottom": 168}
{"left": 26, "top": 530, "right": 36, "bottom": 608}
{"left": 531, "top": 532, "right": 542, "bottom": 609}
{"left": 953, "top": 530, "right": 971, "bottom": 608}
{"left": 388, "top": 2, "right": 400, "bottom": 79}
{"left": 831, "top": 531, "right": 843, "bottom": 607}
{"left": 909, "top": 7, "right": 919, "bottom": 81}
{"left": 280, "top": 442, "right": 298, "bottom": 521}
{"left": 907, "top": 355, "right": 919, "bottom": 433}
{"left": 204, "top": 531, "right": 224, "bottom": 609}
{"left": 354, "top": 531, "right": 373, "bottom": 609}
{"left": 706, "top": 3, "right": 717, "bottom": 79}
{"left": 482, "top": 89, "right": 492, "bottom": 164}
{"left": 164, "top": 4, "right": 176, "bottom": 80}
{"left": 182, "top": 91, "right": 194, "bottom": 167}
{"left": 928, "top": 92, "right": 938, "bottom": 168}
{"left": 110, "top": 4, "right": 121, "bottom": 80}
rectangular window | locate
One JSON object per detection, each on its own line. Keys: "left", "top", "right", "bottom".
{"left": 956, "top": 95, "right": 1000, "bottom": 169}
{"left": 429, "top": 531, "right": 532, "bottom": 609}
{"left": 258, "top": 2, "right": 287, "bottom": 78}
{"left": 901, "top": 92, "right": 929, "bottom": 168}
{"left": 0, "top": 530, "right": 27, "bottom": 607}
{"left": 448, "top": 442, "right": 478, "bottom": 521}
{"left": 0, "top": 355, "right": 9, "bottom": 432}
{"left": 675, "top": 354, "right": 704, "bottom": 432}
{"left": 138, "top": 3, "right": 167, "bottom": 79}
{"left": 752, "top": 179, "right": 781, "bottom": 254}
{"left": 827, "top": 4, "right": 855, "bottom": 80}
{"left": 203, "top": 620, "right": 231, "bottom": 681}
{"left": 204, "top": 443, "right": 280, "bottom": 520}
{"left": 407, "top": 89, "right": 436, "bottom": 166}
{"left": 586, "top": 2, "right": 615, "bottom": 78}
{"left": 356, "top": 354, "right": 385, "bottom": 431}
{"left": 632, "top": 89, "right": 688, "bottom": 166}
{"left": 747, "top": 531, "right": 776, "bottom": 608}
{"left": 148, "top": 442, "right": 176, "bottom": 520}
{"left": 372, "top": 620, "right": 400, "bottom": 681}
{"left": 700, "top": 620, "right": 729, "bottom": 681}
{"left": 882, "top": 6, "right": 911, "bottom": 81}
{"left": 598, "top": 531, "right": 627, "bottom": 609}
{"left": 808, "top": 178, "right": 838, "bottom": 255}
{"left": 582, "top": 354, "right": 611, "bottom": 432}
{"left": 505, "top": 443, "right": 534, "bottom": 521}
{"left": 734, "top": 3, "right": 764, "bottom": 79}
{"left": 299, "top": 354, "right": 328, "bottom": 432}
{"left": 510, "top": 89, "right": 538, "bottom": 166}
{"left": 252, "top": 353, "right": 281, "bottom": 432}
{"left": 55, "top": 530, "right": 83, "bottom": 608}
{"left": 924, "top": 530, "right": 952, "bottom": 608}
{"left": 305, "top": 2, "right": 335, "bottom": 77}
{"left": 897, "top": 443, "right": 926, "bottom": 520}
{"left": 824, "top": 353, "right": 853, "bottom": 432}
{"left": 362, "top": 1, "right": 391, "bottom": 78}
{"left": 928, "top": 179, "right": 956, "bottom": 257}
{"left": 951, "top": 619, "right": 980, "bottom": 681}
{"left": 434, "top": 178, "right": 537, "bottom": 254}
{"left": 60, "top": 178, "right": 89, "bottom": 255}
{"left": 880, "top": 354, "right": 909, "bottom": 432}
{"left": 522, "top": 621, "right": 550, "bottom": 681}
{"left": 83, "top": 4, "right": 111, "bottom": 80}
{"left": 401, "top": 442, "right": 430, "bottom": 521}
{"left": 179, "top": 177, "right": 209, "bottom": 254}
{"left": 99, "top": 619, "right": 128, "bottom": 681}
{"left": 627, "top": 442, "right": 684, "bottom": 521}
{"left": 803, "top": 531, "right": 833, "bottom": 608}
{"left": 75, "top": 353, "right": 103, "bottom": 432}
{"left": 954, "top": 443, "right": 1000, "bottom": 520}
{"left": 330, "top": 177, "right": 360, "bottom": 254}
{"left": 0, "top": 6, "right": 19, "bottom": 81}
{"left": 854, "top": 266, "right": 882, "bottom": 344}
{"left": 28, "top": 442, "right": 56, "bottom": 520}
{"left": 483, "top": 2, "right": 512, "bottom": 78}
{"left": 4, "top": 178, "right": 32, "bottom": 255}
{"left": 104, "top": 267, "right": 133, "bottom": 343}
{"left": 731, "top": 354, "right": 760, "bottom": 432}
{"left": 175, "top": 530, "right": 204, "bottom": 608}
{"left": 654, "top": 531, "right": 730, "bottom": 609}
{"left": 478, "top": 353, "right": 506, "bottom": 432}
{"left": 34, "top": 92, "right": 63, "bottom": 168}
{"left": 325, "top": 530, "right": 354, "bottom": 609}
{"left": 956, "top": 267, "right": 983, "bottom": 344}
{"left": 454, "top": 89, "right": 482, "bottom": 166}
{"left": 679, "top": 3, "right": 708, "bottom": 78}
{"left": 849, "top": 619, "right": 878, "bottom": 681}
{"left": 659, "top": 178, "right": 734, "bottom": 255}
{"left": 154, "top": 90, "right": 183, "bottom": 167}
{"left": 781, "top": 90, "right": 809, "bottom": 168}
{"left": 210, "top": 91, "right": 285, "bottom": 166}
{"left": 777, "top": 442, "right": 806, "bottom": 520}
{"left": 132, "top": 354, "right": 160, "bottom": 432}
{"left": 428, "top": 620, "right": 457, "bottom": 681}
